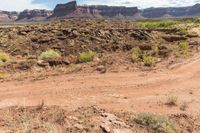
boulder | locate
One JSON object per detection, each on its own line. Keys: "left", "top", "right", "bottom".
{"left": 162, "top": 35, "right": 187, "bottom": 42}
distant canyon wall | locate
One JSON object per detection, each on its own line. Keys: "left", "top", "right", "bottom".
{"left": 1, "top": 1, "right": 200, "bottom": 22}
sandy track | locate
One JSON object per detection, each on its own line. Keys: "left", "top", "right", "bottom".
{"left": 0, "top": 53, "right": 200, "bottom": 115}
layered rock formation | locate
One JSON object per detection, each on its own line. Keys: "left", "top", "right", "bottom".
{"left": 51, "top": 1, "right": 140, "bottom": 19}
{"left": 1, "top": 1, "right": 200, "bottom": 22}
{"left": 142, "top": 4, "right": 200, "bottom": 18}
{"left": 52, "top": 1, "right": 77, "bottom": 17}
{"left": 0, "top": 11, "right": 18, "bottom": 22}
{"left": 17, "top": 9, "right": 52, "bottom": 21}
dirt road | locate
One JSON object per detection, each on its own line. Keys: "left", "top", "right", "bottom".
{"left": 0, "top": 52, "right": 200, "bottom": 115}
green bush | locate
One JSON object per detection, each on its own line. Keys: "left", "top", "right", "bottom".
{"left": 143, "top": 54, "right": 155, "bottom": 66}
{"left": 39, "top": 49, "right": 61, "bottom": 60}
{"left": 178, "top": 42, "right": 190, "bottom": 56}
{"left": 178, "top": 42, "right": 189, "bottom": 50}
{"left": 138, "top": 21, "right": 177, "bottom": 28}
{"left": 79, "top": 50, "right": 96, "bottom": 63}
{"left": 134, "top": 112, "right": 177, "bottom": 133}
{"left": 131, "top": 47, "right": 142, "bottom": 62}
{"left": 0, "top": 52, "right": 10, "bottom": 63}
{"left": 151, "top": 45, "right": 159, "bottom": 56}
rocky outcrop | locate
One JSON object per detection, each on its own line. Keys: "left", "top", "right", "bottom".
{"left": 17, "top": 9, "right": 52, "bottom": 21}
{"left": 0, "top": 11, "right": 18, "bottom": 22}
{"left": 52, "top": 1, "right": 77, "bottom": 17}
{"left": 51, "top": 1, "right": 140, "bottom": 19}
{"left": 142, "top": 4, "right": 200, "bottom": 18}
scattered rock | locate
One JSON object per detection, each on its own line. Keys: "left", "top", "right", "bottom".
{"left": 162, "top": 35, "right": 187, "bottom": 42}
{"left": 189, "top": 41, "right": 199, "bottom": 45}
{"left": 187, "top": 32, "right": 199, "bottom": 38}
{"left": 18, "top": 31, "right": 27, "bottom": 35}
{"left": 100, "top": 123, "right": 111, "bottom": 133}
{"left": 71, "top": 30, "right": 80, "bottom": 37}
{"left": 74, "top": 124, "right": 84, "bottom": 130}
{"left": 130, "top": 30, "right": 152, "bottom": 40}
{"left": 96, "top": 65, "right": 107, "bottom": 73}
{"left": 37, "top": 60, "right": 49, "bottom": 68}
{"left": 45, "top": 58, "right": 70, "bottom": 66}
{"left": 17, "top": 60, "right": 36, "bottom": 70}
{"left": 113, "top": 129, "right": 133, "bottom": 133}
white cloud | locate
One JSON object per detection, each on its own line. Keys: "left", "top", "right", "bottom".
{"left": 81, "top": 0, "right": 200, "bottom": 8}
{"left": 0, "top": 0, "right": 48, "bottom": 11}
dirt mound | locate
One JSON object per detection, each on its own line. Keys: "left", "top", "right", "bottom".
{"left": 0, "top": 20, "right": 199, "bottom": 81}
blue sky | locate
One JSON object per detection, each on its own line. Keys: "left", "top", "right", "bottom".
{"left": 1, "top": 0, "right": 200, "bottom": 11}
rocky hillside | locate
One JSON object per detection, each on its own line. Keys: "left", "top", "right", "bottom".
{"left": 0, "top": 11, "right": 18, "bottom": 22}
{"left": 17, "top": 9, "right": 52, "bottom": 21}
{"left": 142, "top": 4, "right": 200, "bottom": 18}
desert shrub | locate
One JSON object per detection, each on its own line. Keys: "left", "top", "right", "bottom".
{"left": 176, "top": 29, "right": 189, "bottom": 36}
{"left": 134, "top": 112, "right": 177, "bottom": 133}
{"left": 167, "top": 95, "right": 178, "bottom": 106}
{"left": 0, "top": 72, "right": 7, "bottom": 79}
{"left": 143, "top": 54, "right": 155, "bottom": 66}
{"left": 178, "top": 41, "right": 190, "bottom": 56}
{"left": 180, "top": 18, "right": 200, "bottom": 23}
{"left": 0, "top": 51, "right": 10, "bottom": 63}
{"left": 151, "top": 45, "right": 159, "bottom": 56}
{"left": 138, "top": 21, "right": 177, "bottom": 28}
{"left": 178, "top": 42, "right": 189, "bottom": 50}
{"left": 39, "top": 49, "right": 61, "bottom": 60}
{"left": 79, "top": 50, "right": 96, "bottom": 63}
{"left": 131, "top": 47, "right": 142, "bottom": 62}
{"left": 180, "top": 102, "right": 188, "bottom": 111}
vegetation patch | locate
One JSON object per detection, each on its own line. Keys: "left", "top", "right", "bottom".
{"left": 0, "top": 51, "right": 10, "bottom": 63}
{"left": 131, "top": 47, "right": 142, "bottom": 63}
{"left": 133, "top": 112, "right": 177, "bottom": 133}
{"left": 79, "top": 50, "right": 96, "bottom": 63}
{"left": 143, "top": 54, "right": 155, "bottom": 66}
{"left": 137, "top": 21, "right": 177, "bottom": 28}
{"left": 178, "top": 41, "right": 190, "bottom": 56}
{"left": 166, "top": 95, "right": 178, "bottom": 106}
{"left": 39, "top": 49, "right": 61, "bottom": 60}
{"left": 180, "top": 18, "right": 200, "bottom": 24}
{"left": 151, "top": 44, "right": 159, "bottom": 56}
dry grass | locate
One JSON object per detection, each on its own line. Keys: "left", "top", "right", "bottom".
{"left": 79, "top": 50, "right": 96, "bottom": 63}
{"left": 39, "top": 49, "right": 61, "bottom": 60}
{"left": 166, "top": 95, "right": 178, "bottom": 106}
{"left": 134, "top": 112, "right": 177, "bottom": 133}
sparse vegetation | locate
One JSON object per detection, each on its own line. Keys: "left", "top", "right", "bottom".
{"left": 178, "top": 41, "right": 190, "bottom": 56}
{"left": 131, "top": 47, "right": 142, "bottom": 62}
{"left": 39, "top": 49, "right": 61, "bottom": 60}
{"left": 143, "top": 54, "right": 155, "bottom": 66}
{"left": 138, "top": 21, "right": 177, "bottom": 28}
{"left": 180, "top": 18, "right": 200, "bottom": 24}
{"left": 166, "top": 95, "right": 178, "bottom": 106}
{"left": 180, "top": 102, "right": 188, "bottom": 111}
{"left": 152, "top": 44, "right": 159, "bottom": 56}
{"left": 0, "top": 51, "right": 10, "bottom": 63}
{"left": 79, "top": 50, "right": 96, "bottom": 63}
{"left": 133, "top": 112, "right": 177, "bottom": 133}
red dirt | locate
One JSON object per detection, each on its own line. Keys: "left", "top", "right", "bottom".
{"left": 1, "top": 52, "right": 200, "bottom": 116}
